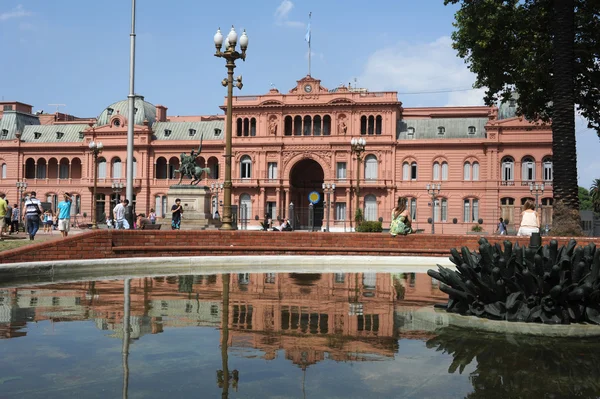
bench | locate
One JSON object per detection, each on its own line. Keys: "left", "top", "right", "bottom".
{"left": 141, "top": 224, "right": 162, "bottom": 230}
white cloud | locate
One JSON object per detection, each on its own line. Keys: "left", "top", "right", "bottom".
{"left": 274, "top": 0, "right": 304, "bottom": 28}
{"left": 357, "top": 36, "right": 485, "bottom": 107}
{"left": 0, "top": 4, "right": 31, "bottom": 21}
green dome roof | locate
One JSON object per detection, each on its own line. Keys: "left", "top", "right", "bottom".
{"left": 96, "top": 95, "right": 156, "bottom": 127}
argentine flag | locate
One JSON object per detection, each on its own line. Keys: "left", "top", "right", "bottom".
{"left": 305, "top": 13, "right": 311, "bottom": 45}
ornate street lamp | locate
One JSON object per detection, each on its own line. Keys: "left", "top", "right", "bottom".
{"left": 350, "top": 138, "right": 366, "bottom": 227}
{"left": 89, "top": 140, "right": 104, "bottom": 229}
{"left": 322, "top": 182, "right": 336, "bottom": 232}
{"left": 15, "top": 181, "right": 28, "bottom": 228}
{"left": 529, "top": 182, "right": 545, "bottom": 210}
{"left": 426, "top": 183, "right": 442, "bottom": 234}
{"left": 214, "top": 26, "right": 248, "bottom": 230}
{"left": 210, "top": 182, "right": 224, "bottom": 218}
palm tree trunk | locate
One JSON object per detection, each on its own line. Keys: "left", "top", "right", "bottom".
{"left": 551, "top": 0, "right": 582, "bottom": 235}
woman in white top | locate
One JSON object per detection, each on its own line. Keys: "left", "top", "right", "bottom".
{"left": 517, "top": 199, "right": 541, "bottom": 236}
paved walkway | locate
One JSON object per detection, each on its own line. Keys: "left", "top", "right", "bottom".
{"left": 0, "top": 229, "right": 87, "bottom": 252}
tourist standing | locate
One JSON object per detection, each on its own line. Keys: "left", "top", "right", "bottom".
{"left": 4, "top": 200, "right": 12, "bottom": 235}
{"left": 497, "top": 217, "right": 507, "bottom": 235}
{"left": 149, "top": 208, "right": 157, "bottom": 224}
{"left": 112, "top": 199, "right": 129, "bottom": 230}
{"left": 10, "top": 204, "right": 20, "bottom": 234}
{"left": 171, "top": 198, "right": 183, "bottom": 230}
{"left": 390, "top": 197, "right": 413, "bottom": 236}
{"left": 0, "top": 194, "right": 7, "bottom": 240}
{"left": 57, "top": 193, "right": 72, "bottom": 238}
{"left": 24, "top": 191, "right": 44, "bottom": 241}
{"left": 517, "top": 199, "right": 540, "bottom": 237}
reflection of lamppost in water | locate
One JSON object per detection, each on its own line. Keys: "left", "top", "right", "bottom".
{"left": 321, "top": 182, "right": 335, "bottom": 232}
{"left": 88, "top": 140, "right": 104, "bottom": 229}
{"left": 122, "top": 278, "right": 131, "bottom": 399}
{"left": 217, "top": 274, "right": 239, "bottom": 398}
{"left": 210, "top": 182, "right": 224, "bottom": 218}
{"left": 426, "top": 183, "right": 441, "bottom": 234}
{"left": 213, "top": 26, "right": 249, "bottom": 230}
{"left": 350, "top": 138, "right": 366, "bottom": 227}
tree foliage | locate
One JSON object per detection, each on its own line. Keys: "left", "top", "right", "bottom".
{"left": 591, "top": 178, "right": 600, "bottom": 213}
{"left": 579, "top": 186, "right": 593, "bottom": 211}
{"left": 444, "top": 0, "right": 600, "bottom": 132}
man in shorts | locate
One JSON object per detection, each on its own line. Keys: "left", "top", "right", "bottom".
{"left": 57, "top": 193, "right": 72, "bottom": 238}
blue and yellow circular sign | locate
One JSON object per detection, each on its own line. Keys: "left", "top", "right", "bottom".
{"left": 308, "top": 191, "right": 321, "bottom": 204}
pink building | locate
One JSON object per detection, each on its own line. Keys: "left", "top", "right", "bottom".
{"left": 0, "top": 75, "right": 553, "bottom": 233}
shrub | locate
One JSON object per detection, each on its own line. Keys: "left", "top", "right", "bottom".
{"left": 471, "top": 225, "right": 483, "bottom": 232}
{"left": 354, "top": 208, "right": 363, "bottom": 224}
{"left": 356, "top": 221, "right": 383, "bottom": 232}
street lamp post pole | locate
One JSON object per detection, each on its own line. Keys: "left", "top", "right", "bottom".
{"left": 15, "top": 181, "right": 28, "bottom": 229}
{"left": 426, "top": 183, "right": 441, "bottom": 234}
{"left": 350, "top": 138, "right": 366, "bottom": 228}
{"left": 529, "top": 183, "right": 545, "bottom": 210}
{"left": 214, "top": 27, "right": 248, "bottom": 230}
{"left": 322, "top": 183, "right": 336, "bottom": 232}
{"left": 210, "top": 182, "right": 224, "bottom": 218}
{"left": 89, "top": 141, "right": 103, "bottom": 229}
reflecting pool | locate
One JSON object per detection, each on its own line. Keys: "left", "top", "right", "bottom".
{"left": 1, "top": 272, "right": 600, "bottom": 398}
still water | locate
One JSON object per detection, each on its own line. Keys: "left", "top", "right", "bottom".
{"left": 1, "top": 272, "right": 599, "bottom": 398}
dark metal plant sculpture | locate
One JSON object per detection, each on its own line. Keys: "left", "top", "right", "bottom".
{"left": 427, "top": 238, "right": 600, "bottom": 324}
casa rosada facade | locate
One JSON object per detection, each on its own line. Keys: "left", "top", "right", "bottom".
{"left": 0, "top": 76, "right": 553, "bottom": 233}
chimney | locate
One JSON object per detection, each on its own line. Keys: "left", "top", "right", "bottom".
{"left": 156, "top": 105, "right": 168, "bottom": 122}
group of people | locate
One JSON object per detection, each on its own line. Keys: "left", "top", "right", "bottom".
{"left": 0, "top": 191, "right": 73, "bottom": 241}
{"left": 107, "top": 198, "right": 183, "bottom": 230}
{"left": 263, "top": 214, "right": 292, "bottom": 231}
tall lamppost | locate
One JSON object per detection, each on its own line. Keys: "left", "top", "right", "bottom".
{"left": 322, "top": 182, "right": 335, "bottom": 232}
{"left": 112, "top": 181, "right": 124, "bottom": 197}
{"left": 15, "top": 181, "right": 28, "bottom": 229}
{"left": 529, "top": 182, "right": 544, "bottom": 210}
{"left": 89, "top": 141, "right": 103, "bottom": 229}
{"left": 426, "top": 183, "right": 441, "bottom": 234}
{"left": 350, "top": 138, "right": 366, "bottom": 227}
{"left": 210, "top": 182, "right": 224, "bottom": 218}
{"left": 214, "top": 26, "right": 249, "bottom": 230}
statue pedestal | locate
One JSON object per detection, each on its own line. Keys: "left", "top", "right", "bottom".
{"left": 166, "top": 185, "right": 213, "bottom": 230}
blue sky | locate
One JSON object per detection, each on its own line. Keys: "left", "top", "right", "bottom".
{"left": 1, "top": 0, "right": 598, "bottom": 187}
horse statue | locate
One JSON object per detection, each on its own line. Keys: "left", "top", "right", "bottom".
{"left": 175, "top": 134, "right": 211, "bottom": 185}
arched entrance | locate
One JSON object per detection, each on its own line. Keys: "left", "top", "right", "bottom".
{"left": 289, "top": 158, "right": 324, "bottom": 230}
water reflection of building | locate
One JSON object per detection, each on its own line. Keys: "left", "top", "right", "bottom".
{"left": 0, "top": 273, "right": 446, "bottom": 366}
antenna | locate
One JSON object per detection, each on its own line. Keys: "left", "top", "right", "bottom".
{"left": 48, "top": 103, "right": 66, "bottom": 114}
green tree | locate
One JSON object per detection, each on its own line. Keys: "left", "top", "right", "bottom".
{"left": 444, "top": 0, "right": 600, "bottom": 234}
{"left": 591, "top": 179, "right": 600, "bottom": 213}
{"left": 579, "top": 186, "right": 593, "bottom": 211}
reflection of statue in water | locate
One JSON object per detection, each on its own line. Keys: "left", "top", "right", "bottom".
{"left": 427, "top": 327, "right": 600, "bottom": 398}
{"left": 175, "top": 134, "right": 211, "bottom": 185}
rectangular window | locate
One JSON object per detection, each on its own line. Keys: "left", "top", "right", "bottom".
{"left": 336, "top": 162, "right": 347, "bottom": 180}
{"left": 267, "top": 162, "right": 277, "bottom": 179}
{"left": 411, "top": 163, "right": 417, "bottom": 180}
{"left": 463, "top": 199, "right": 471, "bottom": 223}
{"left": 155, "top": 196, "right": 162, "bottom": 217}
{"left": 335, "top": 273, "right": 345, "bottom": 283}
{"left": 409, "top": 198, "right": 417, "bottom": 220}
{"left": 543, "top": 162, "right": 552, "bottom": 181}
{"left": 335, "top": 202, "right": 346, "bottom": 220}
{"left": 267, "top": 201, "right": 277, "bottom": 219}
{"left": 472, "top": 199, "right": 479, "bottom": 222}
{"left": 441, "top": 198, "right": 448, "bottom": 222}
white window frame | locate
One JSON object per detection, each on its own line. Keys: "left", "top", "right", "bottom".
{"left": 502, "top": 158, "right": 514, "bottom": 181}
{"left": 441, "top": 162, "right": 448, "bottom": 181}
{"left": 1, "top": 163, "right": 6, "bottom": 179}
{"left": 240, "top": 156, "right": 252, "bottom": 179}
{"left": 335, "top": 202, "right": 346, "bottom": 220}
{"left": 432, "top": 162, "right": 440, "bottom": 181}
{"left": 364, "top": 194, "right": 377, "bottom": 221}
{"left": 522, "top": 157, "right": 535, "bottom": 182}
{"left": 336, "top": 162, "right": 347, "bottom": 180}
{"left": 463, "top": 162, "right": 471, "bottom": 181}
{"left": 364, "top": 155, "right": 378, "bottom": 180}
{"left": 112, "top": 158, "right": 122, "bottom": 179}
{"left": 402, "top": 162, "right": 410, "bottom": 180}
{"left": 411, "top": 162, "right": 417, "bottom": 180}
{"left": 472, "top": 161, "right": 480, "bottom": 181}
{"left": 98, "top": 158, "right": 107, "bottom": 179}
{"left": 267, "top": 162, "right": 277, "bottom": 180}
{"left": 543, "top": 158, "right": 553, "bottom": 181}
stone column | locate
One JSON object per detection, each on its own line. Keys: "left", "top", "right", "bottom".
{"left": 276, "top": 188, "right": 281, "bottom": 219}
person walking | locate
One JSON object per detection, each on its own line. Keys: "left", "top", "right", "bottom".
{"left": 497, "top": 217, "right": 507, "bottom": 235}
{"left": 57, "top": 193, "right": 72, "bottom": 238}
{"left": 4, "top": 200, "right": 12, "bottom": 235}
{"left": 112, "top": 199, "right": 129, "bottom": 230}
{"left": 24, "top": 191, "right": 44, "bottom": 241}
{"left": 517, "top": 199, "right": 541, "bottom": 237}
{"left": 0, "top": 194, "right": 8, "bottom": 241}
{"left": 10, "top": 203, "right": 20, "bottom": 234}
{"left": 171, "top": 198, "right": 183, "bottom": 230}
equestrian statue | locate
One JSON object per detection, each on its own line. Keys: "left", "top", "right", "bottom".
{"left": 175, "top": 134, "right": 211, "bottom": 185}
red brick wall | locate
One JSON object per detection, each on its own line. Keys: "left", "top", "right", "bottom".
{"left": 1, "top": 230, "right": 599, "bottom": 264}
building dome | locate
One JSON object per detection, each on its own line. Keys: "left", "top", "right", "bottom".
{"left": 96, "top": 95, "right": 157, "bottom": 127}
{"left": 498, "top": 92, "right": 519, "bottom": 120}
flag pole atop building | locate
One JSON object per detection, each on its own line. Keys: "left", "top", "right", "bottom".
{"left": 305, "top": 12, "right": 312, "bottom": 76}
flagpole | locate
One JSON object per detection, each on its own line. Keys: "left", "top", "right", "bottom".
{"left": 307, "top": 12, "right": 311, "bottom": 76}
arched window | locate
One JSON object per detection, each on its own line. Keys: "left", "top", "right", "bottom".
{"left": 313, "top": 115, "right": 322, "bottom": 136}
{"left": 1, "top": 163, "right": 6, "bottom": 179}
{"left": 472, "top": 162, "right": 480, "bottom": 181}
{"left": 156, "top": 157, "right": 168, "bottom": 179}
{"left": 323, "top": 115, "right": 331, "bottom": 135}
{"left": 368, "top": 115, "right": 375, "bottom": 135}
{"left": 402, "top": 162, "right": 410, "bottom": 180}
{"left": 411, "top": 162, "right": 418, "bottom": 180}
{"left": 543, "top": 156, "right": 553, "bottom": 181}
{"left": 250, "top": 118, "right": 256, "bottom": 136}
{"left": 243, "top": 118, "right": 249, "bottom": 136}
{"left": 441, "top": 162, "right": 448, "bottom": 180}
{"left": 207, "top": 156, "right": 219, "bottom": 179}
{"left": 71, "top": 158, "right": 82, "bottom": 179}
{"left": 407, "top": 197, "right": 417, "bottom": 220}
{"left": 433, "top": 162, "right": 440, "bottom": 180}
{"left": 294, "top": 116, "right": 302, "bottom": 136}
{"left": 463, "top": 198, "right": 479, "bottom": 222}
{"left": 25, "top": 158, "right": 35, "bottom": 179}
{"left": 303, "top": 115, "right": 312, "bottom": 136}
{"left": 48, "top": 158, "right": 58, "bottom": 179}
{"left": 111, "top": 158, "right": 122, "bottom": 179}
{"left": 284, "top": 116, "right": 293, "bottom": 136}
{"left": 168, "top": 156, "right": 179, "bottom": 179}
{"left": 59, "top": 158, "right": 69, "bottom": 179}
{"left": 364, "top": 155, "right": 378, "bottom": 180}
{"left": 239, "top": 193, "right": 252, "bottom": 222}
{"left": 360, "top": 116, "right": 367, "bottom": 135}
{"left": 521, "top": 156, "right": 535, "bottom": 182}
{"left": 240, "top": 155, "right": 252, "bottom": 179}
{"left": 236, "top": 118, "right": 243, "bottom": 137}
{"left": 98, "top": 158, "right": 107, "bottom": 178}
{"left": 375, "top": 115, "right": 382, "bottom": 135}
{"left": 463, "top": 162, "right": 471, "bottom": 181}
{"left": 364, "top": 194, "right": 377, "bottom": 221}
{"left": 501, "top": 157, "right": 514, "bottom": 182}
{"left": 36, "top": 158, "right": 47, "bottom": 179}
